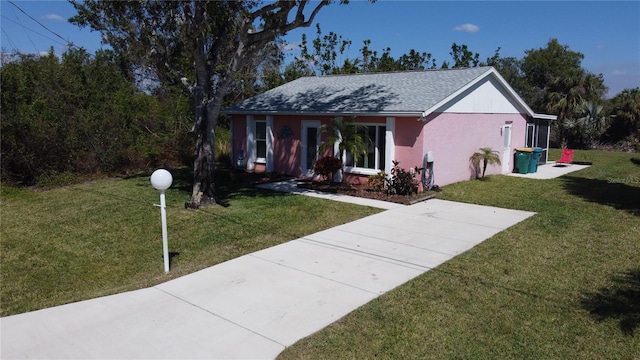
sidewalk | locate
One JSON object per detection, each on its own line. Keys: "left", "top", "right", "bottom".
{"left": 507, "top": 162, "right": 590, "bottom": 180}
{"left": 1, "top": 189, "right": 535, "bottom": 359}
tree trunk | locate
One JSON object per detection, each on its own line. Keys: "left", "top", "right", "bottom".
{"left": 186, "top": 61, "right": 234, "bottom": 208}
{"left": 187, "top": 105, "right": 217, "bottom": 208}
{"left": 186, "top": 51, "right": 217, "bottom": 208}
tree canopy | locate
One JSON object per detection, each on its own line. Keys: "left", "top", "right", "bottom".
{"left": 70, "top": 0, "right": 350, "bottom": 208}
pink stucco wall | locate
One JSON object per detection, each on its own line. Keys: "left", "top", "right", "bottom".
{"left": 231, "top": 115, "right": 246, "bottom": 167}
{"left": 232, "top": 113, "right": 527, "bottom": 188}
{"left": 394, "top": 117, "right": 426, "bottom": 170}
{"left": 421, "top": 112, "right": 527, "bottom": 187}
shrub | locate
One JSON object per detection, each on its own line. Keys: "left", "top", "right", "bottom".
{"left": 385, "top": 161, "right": 421, "bottom": 195}
{"left": 313, "top": 156, "right": 342, "bottom": 182}
{"left": 367, "top": 172, "right": 387, "bottom": 192}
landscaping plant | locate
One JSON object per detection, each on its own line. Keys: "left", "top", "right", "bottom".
{"left": 367, "top": 171, "right": 387, "bottom": 192}
{"left": 313, "top": 156, "right": 342, "bottom": 183}
{"left": 318, "top": 117, "right": 369, "bottom": 183}
{"left": 385, "top": 161, "right": 422, "bottom": 195}
{"left": 470, "top": 147, "right": 501, "bottom": 179}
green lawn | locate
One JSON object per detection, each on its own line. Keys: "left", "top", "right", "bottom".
{"left": 279, "top": 149, "right": 640, "bottom": 359}
{"left": 0, "top": 169, "right": 381, "bottom": 316}
{"left": 1, "top": 150, "right": 639, "bottom": 359}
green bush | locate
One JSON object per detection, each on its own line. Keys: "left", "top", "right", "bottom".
{"left": 385, "top": 161, "right": 421, "bottom": 195}
{"left": 1, "top": 49, "right": 193, "bottom": 186}
{"left": 367, "top": 172, "right": 387, "bottom": 192}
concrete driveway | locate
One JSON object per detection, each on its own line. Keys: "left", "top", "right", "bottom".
{"left": 1, "top": 198, "right": 534, "bottom": 359}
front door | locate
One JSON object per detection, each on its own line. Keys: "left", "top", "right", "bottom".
{"left": 301, "top": 120, "right": 320, "bottom": 176}
{"left": 502, "top": 122, "right": 512, "bottom": 173}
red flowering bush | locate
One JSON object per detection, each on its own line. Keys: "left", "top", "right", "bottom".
{"left": 313, "top": 156, "right": 342, "bottom": 182}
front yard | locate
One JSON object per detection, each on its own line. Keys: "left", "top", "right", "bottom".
{"left": 279, "top": 149, "right": 640, "bottom": 359}
{"left": 1, "top": 149, "right": 638, "bottom": 358}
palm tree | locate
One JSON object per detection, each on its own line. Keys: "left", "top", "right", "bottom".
{"left": 608, "top": 88, "right": 640, "bottom": 143}
{"left": 318, "top": 117, "right": 369, "bottom": 183}
{"left": 546, "top": 69, "right": 607, "bottom": 147}
{"left": 470, "top": 147, "right": 501, "bottom": 179}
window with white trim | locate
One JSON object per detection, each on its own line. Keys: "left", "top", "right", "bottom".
{"left": 255, "top": 120, "right": 266, "bottom": 162}
{"left": 345, "top": 124, "right": 386, "bottom": 171}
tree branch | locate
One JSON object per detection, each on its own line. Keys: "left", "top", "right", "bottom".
{"left": 247, "top": 0, "right": 331, "bottom": 46}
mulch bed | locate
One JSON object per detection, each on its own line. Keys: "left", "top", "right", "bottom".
{"left": 244, "top": 171, "right": 439, "bottom": 205}
{"left": 296, "top": 179, "right": 438, "bottom": 205}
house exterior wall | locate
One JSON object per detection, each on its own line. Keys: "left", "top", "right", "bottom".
{"left": 232, "top": 111, "right": 527, "bottom": 188}
{"left": 439, "top": 76, "right": 526, "bottom": 114}
{"left": 422, "top": 112, "right": 527, "bottom": 186}
{"left": 393, "top": 117, "right": 426, "bottom": 170}
{"left": 231, "top": 115, "right": 247, "bottom": 168}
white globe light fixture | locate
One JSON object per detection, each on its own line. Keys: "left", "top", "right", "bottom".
{"left": 150, "top": 169, "right": 173, "bottom": 273}
{"left": 150, "top": 169, "right": 173, "bottom": 191}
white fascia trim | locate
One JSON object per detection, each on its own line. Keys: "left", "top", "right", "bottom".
{"left": 224, "top": 110, "right": 424, "bottom": 118}
{"left": 421, "top": 67, "right": 536, "bottom": 120}
{"left": 533, "top": 113, "right": 557, "bottom": 121}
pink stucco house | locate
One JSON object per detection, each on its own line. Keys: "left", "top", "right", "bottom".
{"left": 224, "top": 67, "right": 555, "bottom": 188}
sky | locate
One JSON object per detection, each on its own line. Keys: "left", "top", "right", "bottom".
{"left": 1, "top": 0, "right": 639, "bottom": 98}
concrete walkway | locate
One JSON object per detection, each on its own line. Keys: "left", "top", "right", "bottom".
{"left": 1, "top": 189, "right": 535, "bottom": 359}
{"left": 507, "top": 162, "right": 590, "bottom": 180}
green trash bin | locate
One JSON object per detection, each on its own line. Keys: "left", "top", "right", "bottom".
{"left": 515, "top": 148, "right": 533, "bottom": 174}
{"left": 529, "top": 147, "right": 544, "bottom": 173}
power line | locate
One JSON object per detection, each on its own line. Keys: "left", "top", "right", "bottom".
{"left": 4, "top": 3, "right": 39, "bottom": 53}
{"left": 1, "top": 27, "right": 18, "bottom": 50}
{"left": 7, "top": 0, "right": 75, "bottom": 49}
{"left": 1, "top": 15, "right": 69, "bottom": 48}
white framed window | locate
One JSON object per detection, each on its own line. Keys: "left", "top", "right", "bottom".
{"left": 255, "top": 120, "right": 267, "bottom": 162}
{"left": 526, "top": 123, "right": 536, "bottom": 147}
{"left": 344, "top": 124, "right": 386, "bottom": 174}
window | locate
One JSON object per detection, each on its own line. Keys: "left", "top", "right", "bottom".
{"left": 526, "top": 123, "right": 535, "bottom": 147}
{"left": 255, "top": 120, "right": 266, "bottom": 161}
{"left": 345, "top": 125, "right": 386, "bottom": 171}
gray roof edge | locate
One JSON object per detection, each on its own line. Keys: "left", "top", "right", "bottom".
{"left": 222, "top": 110, "right": 424, "bottom": 117}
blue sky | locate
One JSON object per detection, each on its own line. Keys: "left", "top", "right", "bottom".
{"left": 2, "top": 1, "right": 639, "bottom": 97}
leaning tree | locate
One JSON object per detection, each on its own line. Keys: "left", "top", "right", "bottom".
{"left": 70, "top": 0, "right": 352, "bottom": 208}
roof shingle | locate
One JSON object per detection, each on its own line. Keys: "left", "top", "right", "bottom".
{"left": 224, "top": 67, "right": 494, "bottom": 116}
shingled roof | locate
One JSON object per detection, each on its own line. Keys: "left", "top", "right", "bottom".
{"left": 223, "top": 66, "right": 535, "bottom": 118}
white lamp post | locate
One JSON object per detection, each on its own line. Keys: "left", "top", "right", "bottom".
{"left": 150, "top": 169, "right": 173, "bottom": 273}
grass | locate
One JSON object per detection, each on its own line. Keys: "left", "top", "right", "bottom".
{"left": 1, "top": 150, "right": 639, "bottom": 358}
{"left": 0, "top": 168, "right": 381, "bottom": 316}
{"left": 278, "top": 149, "right": 640, "bottom": 359}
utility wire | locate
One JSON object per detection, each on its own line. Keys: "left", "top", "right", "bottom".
{"left": 1, "top": 27, "right": 18, "bottom": 50}
{"left": 4, "top": 3, "right": 39, "bottom": 53}
{"left": 1, "top": 15, "right": 69, "bottom": 48}
{"left": 7, "top": 0, "right": 75, "bottom": 48}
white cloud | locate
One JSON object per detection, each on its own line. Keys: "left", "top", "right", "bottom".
{"left": 612, "top": 70, "right": 627, "bottom": 76}
{"left": 453, "top": 23, "right": 480, "bottom": 33}
{"left": 597, "top": 44, "right": 605, "bottom": 50}
{"left": 41, "top": 14, "right": 65, "bottom": 21}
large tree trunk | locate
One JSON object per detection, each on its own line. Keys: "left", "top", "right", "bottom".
{"left": 186, "top": 61, "right": 234, "bottom": 208}
{"left": 187, "top": 106, "right": 217, "bottom": 208}
{"left": 186, "top": 49, "right": 217, "bottom": 208}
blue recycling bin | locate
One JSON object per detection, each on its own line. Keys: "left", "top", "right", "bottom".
{"left": 529, "top": 147, "right": 544, "bottom": 173}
